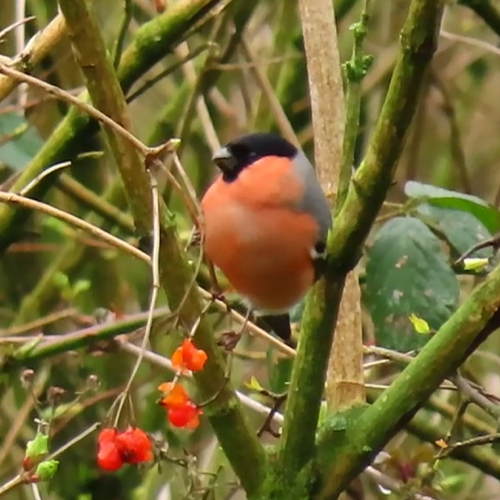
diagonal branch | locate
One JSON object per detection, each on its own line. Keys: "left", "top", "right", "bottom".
{"left": 318, "top": 249, "right": 500, "bottom": 498}
{"left": 57, "top": 0, "right": 266, "bottom": 495}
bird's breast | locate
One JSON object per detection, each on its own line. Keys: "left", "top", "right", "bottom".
{"left": 201, "top": 189, "right": 319, "bottom": 312}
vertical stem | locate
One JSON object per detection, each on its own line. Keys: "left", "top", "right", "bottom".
{"left": 325, "top": 0, "right": 374, "bottom": 411}
{"left": 277, "top": 0, "right": 345, "bottom": 476}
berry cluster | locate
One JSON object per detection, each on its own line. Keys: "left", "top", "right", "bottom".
{"left": 97, "top": 427, "right": 153, "bottom": 471}
{"left": 97, "top": 339, "right": 207, "bottom": 471}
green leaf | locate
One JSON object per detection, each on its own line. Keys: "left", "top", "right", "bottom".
{"left": 245, "top": 376, "right": 264, "bottom": 392}
{"left": 414, "top": 203, "right": 493, "bottom": 258}
{"left": 462, "top": 258, "right": 489, "bottom": 272}
{"left": 408, "top": 313, "right": 431, "bottom": 334}
{"left": 0, "top": 113, "right": 44, "bottom": 170}
{"left": 405, "top": 181, "right": 500, "bottom": 233}
{"left": 365, "top": 217, "right": 459, "bottom": 351}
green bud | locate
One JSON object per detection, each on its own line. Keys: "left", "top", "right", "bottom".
{"left": 35, "top": 460, "right": 59, "bottom": 481}
{"left": 25, "top": 434, "right": 49, "bottom": 460}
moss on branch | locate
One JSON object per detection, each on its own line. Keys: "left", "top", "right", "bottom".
{"left": 274, "top": 2, "right": 444, "bottom": 496}
{"left": 317, "top": 259, "right": 500, "bottom": 497}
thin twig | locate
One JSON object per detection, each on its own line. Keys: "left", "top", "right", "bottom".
{"left": 175, "top": 41, "right": 221, "bottom": 152}
{"left": 0, "top": 192, "right": 146, "bottom": 262}
{"left": 0, "top": 308, "right": 77, "bottom": 337}
{"left": 440, "top": 29, "right": 500, "bottom": 58}
{"left": 14, "top": 0, "right": 28, "bottom": 109}
{"left": 0, "top": 16, "right": 35, "bottom": 42}
{"left": 126, "top": 43, "right": 213, "bottom": 103}
{"left": 0, "top": 475, "right": 24, "bottom": 497}
{"left": 114, "top": 171, "right": 161, "bottom": 424}
{"left": 240, "top": 37, "right": 298, "bottom": 146}
{"left": 19, "top": 153, "right": 103, "bottom": 196}
{"left": 440, "top": 433, "right": 500, "bottom": 457}
{"left": 451, "top": 373, "right": 500, "bottom": 420}
{"left": 455, "top": 234, "right": 500, "bottom": 265}
{"left": 30, "top": 483, "right": 43, "bottom": 500}
{"left": 432, "top": 73, "right": 473, "bottom": 194}
{"left": 46, "top": 422, "right": 100, "bottom": 461}
{"left": 0, "top": 62, "right": 178, "bottom": 168}
{"left": 113, "top": 0, "right": 133, "bottom": 67}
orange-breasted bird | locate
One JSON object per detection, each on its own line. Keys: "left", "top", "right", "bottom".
{"left": 200, "top": 133, "right": 331, "bottom": 344}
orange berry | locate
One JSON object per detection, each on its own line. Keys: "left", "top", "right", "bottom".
{"left": 159, "top": 383, "right": 190, "bottom": 409}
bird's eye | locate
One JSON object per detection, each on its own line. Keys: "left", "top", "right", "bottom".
{"left": 314, "top": 241, "right": 327, "bottom": 257}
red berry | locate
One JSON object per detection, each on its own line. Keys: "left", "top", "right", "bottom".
{"left": 97, "top": 441, "right": 123, "bottom": 471}
{"left": 98, "top": 428, "right": 118, "bottom": 444}
{"left": 168, "top": 402, "right": 202, "bottom": 429}
{"left": 115, "top": 427, "right": 153, "bottom": 464}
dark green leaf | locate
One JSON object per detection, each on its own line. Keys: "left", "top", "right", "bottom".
{"left": 365, "top": 217, "right": 459, "bottom": 351}
{"left": 415, "top": 204, "right": 493, "bottom": 258}
{"left": 404, "top": 181, "right": 500, "bottom": 233}
{"left": 0, "top": 113, "right": 44, "bottom": 171}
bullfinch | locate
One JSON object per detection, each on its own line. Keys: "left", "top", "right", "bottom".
{"left": 200, "top": 133, "right": 332, "bottom": 344}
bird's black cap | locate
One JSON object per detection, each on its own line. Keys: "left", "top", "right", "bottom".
{"left": 212, "top": 133, "right": 298, "bottom": 182}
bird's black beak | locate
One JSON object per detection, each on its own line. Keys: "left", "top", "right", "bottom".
{"left": 212, "top": 147, "right": 236, "bottom": 173}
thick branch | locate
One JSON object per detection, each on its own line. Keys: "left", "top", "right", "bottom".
{"left": 329, "top": 0, "right": 443, "bottom": 268}
{"left": 312, "top": 2, "right": 445, "bottom": 496}
{"left": 318, "top": 257, "right": 500, "bottom": 497}
{"left": 275, "top": 0, "right": 445, "bottom": 495}
{"left": 276, "top": 0, "right": 346, "bottom": 477}
{"left": 57, "top": 0, "right": 266, "bottom": 495}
